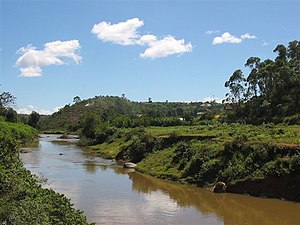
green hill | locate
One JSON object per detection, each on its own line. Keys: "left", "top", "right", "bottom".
{"left": 40, "top": 95, "right": 223, "bottom": 132}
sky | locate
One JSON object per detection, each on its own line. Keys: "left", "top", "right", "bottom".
{"left": 1, "top": 0, "right": 299, "bottom": 115}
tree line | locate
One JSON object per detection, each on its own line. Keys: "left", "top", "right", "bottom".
{"left": 224, "top": 40, "right": 300, "bottom": 124}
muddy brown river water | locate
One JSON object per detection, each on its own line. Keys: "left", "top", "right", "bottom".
{"left": 20, "top": 135, "right": 300, "bottom": 225}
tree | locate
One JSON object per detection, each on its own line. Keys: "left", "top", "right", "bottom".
{"left": 80, "top": 112, "right": 100, "bottom": 139}
{"left": 5, "top": 108, "right": 18, "bottom": 122}
{"left": 28, "top": 111, "right": 40, "bottom": 128}
{"left": 0, "top": 91, "right": 17, "bottom": 121}
{"left": 224, "top": 40, "right": 300, "bottom": 124}
{"left": 73, "top": 96, "right": 81, "bottom": 104}
{"left": 0, "top": 92, "right": 16, "bottom": 109}
{"left": 245, "top": 57, "right": 261, "bottom": 98}
{"left": 224, "top": 69, "right": 246, "bottom": 103}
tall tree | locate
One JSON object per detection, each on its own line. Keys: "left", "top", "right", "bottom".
{"left": 245, "top": 57, "right": 261, "bottom": 98}
{"left": 224, "top": 69, "right": 246, "bottom": 103}
{"left": 28, "top": 111, "right": 40, "bottom": 128}
{"left": 224, "top": 40, "right": 300, "bottom": 124}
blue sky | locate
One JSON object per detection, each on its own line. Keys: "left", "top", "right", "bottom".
{"left": 1, "top": 0, "right": 299, "bottom": 114}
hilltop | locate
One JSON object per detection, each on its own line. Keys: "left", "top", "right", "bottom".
{"left": 39, "top": 95, "right": 223, "bottom": 132}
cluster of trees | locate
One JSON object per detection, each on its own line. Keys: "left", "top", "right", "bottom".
{"left": 224, "top": 40, "right": 300, "bottom": 124}
{"left": 0, "top": 91, "right": 40, "bottom": 128}
{"left": 0, "top": 91, "right": 18, "bottom": 122}
{"left": 79, "top": 112, "right": 118, "bottom": 146}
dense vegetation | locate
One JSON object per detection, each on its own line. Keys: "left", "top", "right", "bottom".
{"left": 39, "top": 96, "right": 222, "bottom": 132}
{"left": 0, "top": 119, "right": 92, "bottom": 224}
{"left": 67, "top": 41, "right": 300, "bottom": 201}
{"left": 224, "top": 40, "right": 300, "bottom": 124}
{"left": 82, "top": 123, "right": 300, "bottom": 201}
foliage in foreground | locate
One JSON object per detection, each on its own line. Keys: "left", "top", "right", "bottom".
{"left": 0, "top": 122, "right": 91, "bottom": 224}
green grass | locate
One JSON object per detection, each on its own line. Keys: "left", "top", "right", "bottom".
{"left": 0, "top": 121, "right": 38, "bottom": 142}
{"left": 137, "top": 147, "right": 182, "bottom": 180}
{"left": 144, "top": 124, "right": 300, "bottom": 146}
{"left": 88, "top": 124, "right": 300, "bottom": 162}
{"left": 87, "top": 138, "right": 130, "bottom": 159}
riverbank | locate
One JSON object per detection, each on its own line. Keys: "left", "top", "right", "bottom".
{"left": 21, "top": 135, "right": 300, "bottom": 225}
{"left": 0, "top": 121, "right": 92, "bottom": 224}
{"left": 86, "top": 124, "right": 300, "bottom": 202}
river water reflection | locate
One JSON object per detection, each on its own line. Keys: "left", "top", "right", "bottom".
{"left": 21, "top": 135, "right": 300, "bottom": 225}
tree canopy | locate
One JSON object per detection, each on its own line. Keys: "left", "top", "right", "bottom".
{"left": 224, "top": 40, "right": 300, "bottom": 124}
{"left": 0, "top": 92, "right": 16, "bottom": 109}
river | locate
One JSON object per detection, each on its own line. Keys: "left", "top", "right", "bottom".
{"left": 20, "top": 135, "right": 300, "bottom": 225}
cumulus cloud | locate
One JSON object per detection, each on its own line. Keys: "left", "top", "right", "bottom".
{"left": 212, "top": 32, "right": 242, "bottom": 44}
{"left": 91, "top": 18, "right": 144, "bottom": 45}
{"left": 91, "top": 18, "right": 192, "bottom": 58}
{"left": 140, "top": 36, "right": 192, "bottom": 59}
{"left": 16, "top": 40, "right": 81, "bottom": 77}
{"left": 212, "top": 32, "right": 256, "bottom": 45}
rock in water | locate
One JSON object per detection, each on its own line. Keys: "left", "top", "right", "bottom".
{"left": 213, "top": 181, "right": 226, "bottom": 193}
{"left": 123, "top": 162, "right": 137, "bottom": 168}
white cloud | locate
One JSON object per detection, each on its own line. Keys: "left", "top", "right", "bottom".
{"left": 140, "top": 36, "right": 192, "bottom": 58}
{"left": 92, "top": 18, "right": 192, "bottom": 58}
{"left": 91, "top": 18, "right": 144, "bottom": 45}
{"left": 212, "top": 32, "right": 256, "bottom": 45}
{"left": 16, "top": 40, "right": 81, "bottom": 77}
{"left": 206, "top": 30, "right": 220, "bottom": 35}
{"left": 16, "top": 105, "right": 62, "bottom": 115}
{"left": 212, "top": 32, "right": 242, "bottom": 44}
{"left": 19, "top": 67, "right": 42, "bottom": 77}
{"left": 241, "top": 33, "right": 256, "bottom": 39}
{"left": 138, "top": 34, "right": 157, "bottom": 45}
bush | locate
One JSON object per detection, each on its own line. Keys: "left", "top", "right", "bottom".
{"left": 173, "top": 142, "right": 195, "bottom": 169}
{"left": 95, "top": 125, "right": 117, "bottom": 144}
{"left": 119, "top": 131, "right": 156, "bottom": 163}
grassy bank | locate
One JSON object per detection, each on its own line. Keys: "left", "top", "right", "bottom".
{"left": 0, "top": 121, "right": 92, "bottom": 224}
{"left": 87, "top": 124, "right": 300, "bottom": 201}
{"left": 0, "top": 120, "right": 38, "bottom": 143}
